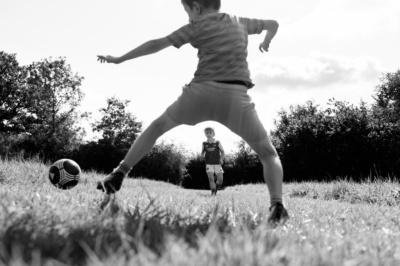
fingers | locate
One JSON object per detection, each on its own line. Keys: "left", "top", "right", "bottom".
{"left": 259, "top": 43, "right": 269, "bottom": 53}
{"left": 96, "top": 180, "right": 117, "bottom": 194}
{"left": 97, "top": 55, "right": 108, "bottom": 63}
{"left": 97, "top": 56, "right": 105, "bottom": 63}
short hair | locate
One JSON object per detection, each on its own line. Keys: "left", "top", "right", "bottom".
{"left": 182, "top": 0, "right": 221, "bottom": 10}
{"left": 204, "top": 127, "right": 215, "bottom": 134}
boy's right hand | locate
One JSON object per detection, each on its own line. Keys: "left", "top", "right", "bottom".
{"left": 259, "top": 41, "right": 270, "bottom": 53}
{"left": 97, "top": 55, "right": 121, "bottom": 64}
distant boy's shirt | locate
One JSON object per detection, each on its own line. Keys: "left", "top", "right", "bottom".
{"left": 167, "top": 13, "right": 264, "bottom": 88}
{"left": 203, "top": 141, "right": 221, "bottom": 165}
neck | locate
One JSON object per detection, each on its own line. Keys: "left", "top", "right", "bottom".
{"left": 197, "top": 9, "right": 218, "bottom": 18}
{"left": 202, "top": 9, "right": 218, "bottom": 15}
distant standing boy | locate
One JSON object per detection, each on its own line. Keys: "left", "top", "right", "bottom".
{"left": 201, "top": 127, "right": 225, "bottom": 195}
{"left": 97, "top": 0, "right": 289, "bottom": 225}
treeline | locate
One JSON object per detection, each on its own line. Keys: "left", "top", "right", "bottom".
{"left": 271, "top": 97, "right": 400, "bottom": 181}
{"left": 1, "top": 51, "right": 400, "bottom": 187}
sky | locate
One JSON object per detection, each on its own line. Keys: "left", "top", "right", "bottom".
{"left": 1, "top": 0, "right": 400, "bottom": 155}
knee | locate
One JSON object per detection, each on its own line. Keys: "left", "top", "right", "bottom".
{"left": 149, "top": 116, "right": 169, "bottom": 135}
{"left": 252, "top": 141, "right": 280, "bottom": 162}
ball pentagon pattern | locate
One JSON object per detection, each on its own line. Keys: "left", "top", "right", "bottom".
{"left": 49, "top": 159, "right": 81, "bottom": 189}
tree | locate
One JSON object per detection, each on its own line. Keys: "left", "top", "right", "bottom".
{"left": 374, "top": 69, "right": 400, "bottom": 121}
{"left": 20, "top": 57, "right": 86, "bottom": 160}
{"left": 92, "top": 97, "right": 142, "bottom": 149}
{"left": 0, "top": 51, "right": 31, "bottom": 133}
{"left": 69, "top": 97, "right": 142, "bottom": 173}
{"left": 271, "top": 100, "right": 375, "bottom": 181}
{"left": 231, "top": 139, "right": 263, "bottom": 183}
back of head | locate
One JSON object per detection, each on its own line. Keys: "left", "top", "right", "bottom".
{"left": 182, "top": 0, "right": 221, "bottom": 10}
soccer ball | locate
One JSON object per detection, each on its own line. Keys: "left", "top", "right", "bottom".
{"left": 49, "top": 159, "right": 81, "bottom": 189}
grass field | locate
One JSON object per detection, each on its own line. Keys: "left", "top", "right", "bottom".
{"left": 1, "top": 158, "right": 400, "bottom": 266}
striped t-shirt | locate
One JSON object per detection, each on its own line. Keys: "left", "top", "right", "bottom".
{"left": 167, "top": 13, "right": 264, "bottom": 88}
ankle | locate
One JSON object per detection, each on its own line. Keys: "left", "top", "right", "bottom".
{"left": 116, "top": 161, "right": 131, "bottom": 175}
{"left": 270, "top": 197, "right": 283, "bottom": 207}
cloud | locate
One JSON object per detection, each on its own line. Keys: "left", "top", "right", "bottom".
{"left": 283, "top": 0, "right": 400, "bottom": 42}
{"left": 252, "top": 53, "right": 383, "bottom": 90}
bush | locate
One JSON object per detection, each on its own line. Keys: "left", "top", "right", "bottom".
{"left": 271, "top": 99, "right": 400, "bottom": 182}
{"left": 182, "top": 153, "right": 210, "bottom": 190}
{"left": 0, "top": 133, "right": 30, "bottom": 159}
{"left": 131, "top": 142, "right": 187, "bottom": 185}
{"left": 69, "top": 139, "right": 126, "bottom": 173}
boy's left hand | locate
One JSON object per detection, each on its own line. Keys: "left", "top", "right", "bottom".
{"left": 259, "top": 41, "right": 270, "bottom": 53}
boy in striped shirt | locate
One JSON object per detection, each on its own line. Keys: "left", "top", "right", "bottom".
{"left": 97, "top": 0, "right": 289, "bottom": 226}
{"left": 201, "top": 127, "right": 225, "bottom": 196}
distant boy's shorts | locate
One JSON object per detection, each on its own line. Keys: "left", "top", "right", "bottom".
{"left": 206, "top": 164, "right": 224, "bottom": 175}
{"left": 166, "top": 81, "right": 267, "bottom": 142}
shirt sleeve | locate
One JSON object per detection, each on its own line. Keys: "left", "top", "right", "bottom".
{"left": 167, "top": 24, "right": 193, "bottom": 48}
{"left": 239, "top": 17, "right": 264, "bottom": 35}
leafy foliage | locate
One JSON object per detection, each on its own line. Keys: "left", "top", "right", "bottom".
{"left": 19, "top": 57, "right": 86, "bottom": 160}
{"left": 0, "top": 52, "right": 31, "bottom": 133}
{"left": 70, "top": 97, "right": 143, "bottom": 174}
{"left": 271, "top": 97, "right": 400, "bottom": 181}
{"left": 69, "top": 140, "right": 126, "bottom": 174}
{"left": 0, "top": 52, "right": 87, "bottom": 160}
{"left": 92, "top": 97, "right": 142, "bottom": 150}
{"left": 374, "top": 70, "right": 400, "bottom": 121}
{"left": 133, "top": 142, "right": 188, "bottom": 185}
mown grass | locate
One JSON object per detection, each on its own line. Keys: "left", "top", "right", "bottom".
{"left": 1, "top": 158, "right": 400, "bottom": 265}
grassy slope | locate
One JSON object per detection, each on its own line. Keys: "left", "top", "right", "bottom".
{"left": 0, "top": 159, "right": 400, "bottom": 266}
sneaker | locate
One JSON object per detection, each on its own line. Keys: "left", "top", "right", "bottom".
{"left": 267, "top": 202, "right": 289, "bottom": 226}
{"left": 96, "top": 170, "right": 126, "bottom": 194}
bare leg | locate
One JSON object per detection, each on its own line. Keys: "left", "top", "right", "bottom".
{"left": 97, "top": 112, "right": 180, "bottom": 194}
{"left": 216, "top": 172, "right": 223, "bottom": 186}
{"left": 123, "top": 112, "right": 180, "bottom": 169}
{"left": 246, "top": 136, "right": 283, "bottom": 205}
{"left": 207, "top": 172, "right": 216, "bottom": 191}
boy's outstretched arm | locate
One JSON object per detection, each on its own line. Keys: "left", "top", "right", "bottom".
{"left": 259, "top": 20, "right": 279, "bottom": 53}
{"left": 98, "top": 37, "right": 173, "bottom": 64}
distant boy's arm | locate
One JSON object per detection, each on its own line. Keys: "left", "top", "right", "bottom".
{"left": 218, "top": 142, "right": 225, "bottom": 163}
{"left": 259, "top": 20, "right": 279, "bottom": 53}
{"left": 201, "top": 144, "right": 206, "bottom": 158}
{"left": 97, "top": 37, "right": 173, "bottom": 64}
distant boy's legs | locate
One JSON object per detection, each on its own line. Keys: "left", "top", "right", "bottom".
{"left": 216, "top": 172, "right": 223, "bottom": 187}
{"left": 207, "top": 165, "right": 223, "bottom": 195}
{"left": 207, "top": 172, "right": 216, "bottom": 191}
